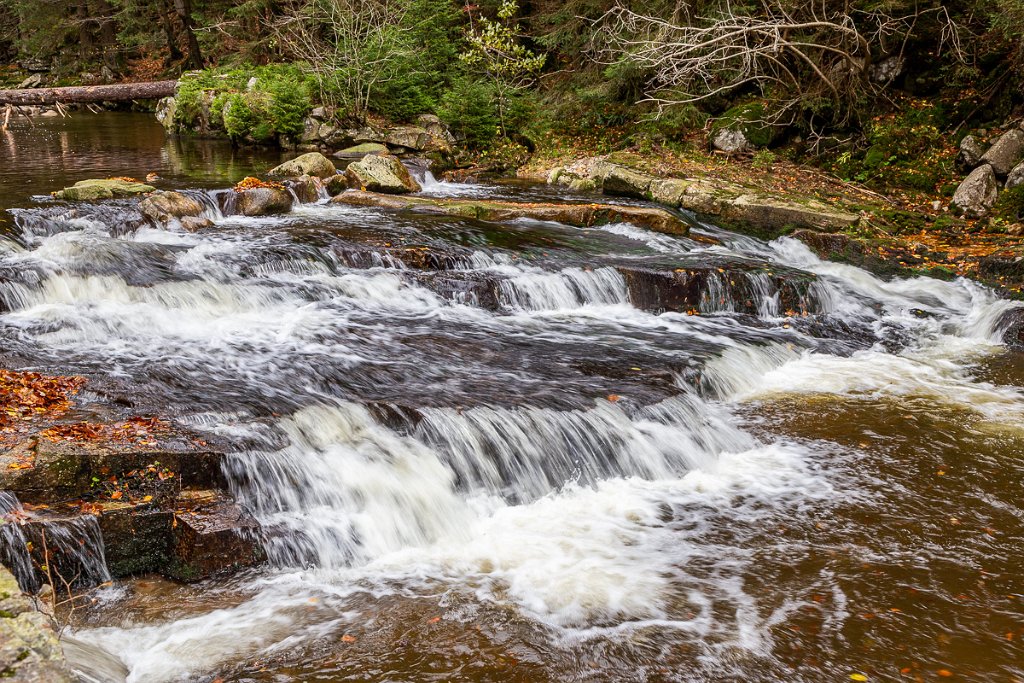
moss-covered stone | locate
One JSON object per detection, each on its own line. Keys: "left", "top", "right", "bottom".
{"left": 711, "top": 103, "right": 779, "bottom": 149}
{"left": 54, "top": 179, "right": 155, "bottom": 201}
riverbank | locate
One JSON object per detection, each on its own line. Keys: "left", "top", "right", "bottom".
{"left": 516, "top": 141, "right": 1024, "bottom": 297}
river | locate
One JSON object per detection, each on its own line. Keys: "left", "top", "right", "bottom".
{"left": 1, "top": 112, "right": 1023, "bottom": 682}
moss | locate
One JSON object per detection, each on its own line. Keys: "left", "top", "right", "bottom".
{"left": 711, "top": 102, "right": 778, "bottom": 148}
{"left": 173, "top": 64, "right": 314, "bottom": 144}
{"left": 993, "top": 185, "right": 1024, "bottom": 222}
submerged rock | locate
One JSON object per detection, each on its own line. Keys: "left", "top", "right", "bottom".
{"left": 268, "top": 152, "right": 337, "bottom": 179}
{"left": 951, "top": 164, "right": 999, "bottom": 217}
{"left": 54, "top": 179, "right": 155, "bottom": 201}
{"left": 345, "top": 154, "right": 421, "bottom": 194}
{"left": 331, "top": 191, "right": 690, "bottom": 234}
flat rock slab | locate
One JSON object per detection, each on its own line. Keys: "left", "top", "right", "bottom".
{"left": 54, "top": 179, "right": 155, "bottom": 201}
{"left": 166, "top": 489, "right": 264, "bottom": 581}
{"left": 331, "top": 191, "right": 690, "bottom": 235}
{"left": 0, "top": 430, "right": 226, "bottom": 504}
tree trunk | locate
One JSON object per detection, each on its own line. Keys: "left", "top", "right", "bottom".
{"left": 77, "top": 3, "right": 96, "bottom": 60}
{"left": 159, "top": 0, "right": 184, "bottom": 63}
{"left": 0, "top": 81, "right": 177, "bottom": 106}
{"left": 172, "top": 0, "right": 203, "bottom": 69}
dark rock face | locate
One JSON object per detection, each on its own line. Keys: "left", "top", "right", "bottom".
{"left": 165, "top": 490, "right": 264, "bottom": 581}
{"left": 996, "top": 306, "right": 1024, "bottom": 349}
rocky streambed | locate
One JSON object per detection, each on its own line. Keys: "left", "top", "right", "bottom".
{"left": 2, "top": 123, "right": 1024, "bottom": 682}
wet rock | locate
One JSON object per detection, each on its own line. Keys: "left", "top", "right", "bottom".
{"left": 0, "top": 567, "right": 74, "bottom": 683}
{"left": 345, "top": 154, "right": 422, "bottom": 194}
{"left": 956, "top": 134, "right": 987, "bottom": 171}
{"left": 0, "top": 433, "right": 227, "bottom": 504}
{"left": 951, "top": 164, "right": 999, "bottom": 217}
{"left": 235, "top": 187, "right": 293, "bottom": 216}
{"left": 980, "top": 128, "right": 1024, "bottom": 177}
{"left": 602, "top": 165, "right": 652, "bottom": 199}
{"left": 1006, "top": 161, "right": 1024, "bottom": 190}
{"left": 17, "top": 73, "right": 47, "bottom": 89}
{"left": 268, "top": 152, "right": 337, "bottom": 179}
{"left": 284, "top": 174, "right": 322, "bottom": 204}
{"left": 97, "top": 504, "right": 175, "bottom": 577}
{"left": 415, "top": 114, "right": 456, "bottom": 147}
{"left": 54, "top": 179, "right": 155, "bottom": 201}
{"left": 996, "top": 306, "right": 1024, "bottom": 349}
{"left": 324, "top": 174, "right": 349, "bottom": 197}
{"left": 155, "top": 96, "right": 177, "bottom": 132}
{"left": 138, "top": 191, "right": 204, "bottom": 226}
{"left": 165, "top": 489, "right": 264, "bottom": 581}
{"left": 331, "top": 191, "right": 690, "bottom": 235}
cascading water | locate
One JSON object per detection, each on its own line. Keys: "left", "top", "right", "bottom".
{"left": 2, "top": 147, "right": 1023, "bottom": 682}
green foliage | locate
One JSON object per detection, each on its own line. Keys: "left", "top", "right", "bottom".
{"left": 829, "top": 99, "right": 953, "bottom": 191}
{"left": 174, "top": 63, "right": 313, "bottom": 143}
{"left": 461, "top": 0, "right": 545, "bottom": 135}
{"left": 438, "top": 77, "right": 500, "bottom": 149}
{"left": 994, "top": 185, "right": 1024, "bottom": 223}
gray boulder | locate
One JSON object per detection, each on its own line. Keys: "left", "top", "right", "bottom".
{"left": 384, "top": 126, "right": 430, "bottom": 152}
{"left": 334, "top": 143, "right": 388, "bottom": 160}
{"left": 712, "top": 128, "right": 751, "bottom": 154}
{"left": 345, "top": 154, "right": 421, "bottom": 194}
{"left": 980, "top": 129, "right": 1024, "bottom": 177}
{"left": 155, "top": 97, "right": 177, "bottom": 132}
{"left": 139, "top": 191, "right": 205, "bottom": 225}
{"left": 268, "top": 152, "right": 337, "bottom": 179}
{"left": 284, "top": 174, "right": 322, "bottom": 204}
{"left": 235, "top": 187, "right": 293, "bottom": 216}
{"left": 1006, "top": 161, "right": 1024, "bottom": 190}
{"left": 956, "top": 135, "right": 987, "bottom": 171}
{"left": 951, "top": 164, "right": 999, "bottom": 217}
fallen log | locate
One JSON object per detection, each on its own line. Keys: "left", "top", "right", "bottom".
{"left": 0, "top": 80, "right": 177, "bottom": 106}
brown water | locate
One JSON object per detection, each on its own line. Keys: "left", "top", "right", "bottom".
{"left": 1, "top": 113, "right": 1023, "bottom": 683}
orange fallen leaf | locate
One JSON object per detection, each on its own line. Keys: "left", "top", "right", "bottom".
{"left": 428, "top": 616, "right": 441, "bottom": 624}
{"left": 341, "top": 634, "right": 356, "bottom": 643}
{"left": 937, "top": 670, "right": 953, "bottom": 677}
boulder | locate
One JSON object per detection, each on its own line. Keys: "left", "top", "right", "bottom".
{"left": 155, "top": 96, "right": 177, "bottom": 132}
{"left": 602, "top": 165, "right": 652, "bottom": 199}
{"left": 416, "top": 114, "right": 457, "bottom": 146}
{"left": 345, "top": 154, "right": 421, "bottom": 194}
{"left": 138, "top": 191, "right": 205, "bottom": 225}
{"left": 384, "top": 126, "right": 431, "bottom": 151}
{"left": 284, "top": 174, "right": 323, "bottom": 204}
{"left": 997, "top": 307, "right": 1024, "bottom": 349}
{"left": 0, "top": 567, "right": 74, "bottom": 683}
{"left": 1006, "top": 161, "right": 1024, "bottom": 190}
{"left": 325, "top": 174, "right": 349, "bottom": 196}
{"left": 710, "top": 103, "right": 778, "bottom": 153}
{"left": 712, "top": 128, "right": 752, "bottom": 154}
{"left": 956, "top": 135, "right": 987, "bottom": 171}
{"left": 980, "top": 129, "right": 1024, "bottom": 177}
{"left": 235, "top": 187, "right": 293, "bottom": 216}
{"left": 54, "top": 179, "right": 155, "bottom": 201}
{"left": 299, "top": 117, "right": 320, "bottom": 144}
{"left": 17, "top": 73, "right": 46, "bottom": 89}
{"left": 951, "top": 164, "right": 999, "bottom": 217}
{"left": 268, "top": 152, "right": 337, "bottom": 179}
{"left": 333, "top": 142, "right": 388, "bottom": 160}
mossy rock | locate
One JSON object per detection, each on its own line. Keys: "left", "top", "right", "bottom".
{"left": 711, "top": 103, "right": 779, "bottom": 149}
{"left": 54, "top": 179, "right": 155, "bottom": 201}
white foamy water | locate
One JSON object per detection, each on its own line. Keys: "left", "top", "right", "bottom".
{"left": 3, "top": 179, "right": 1022, "bottom": 682}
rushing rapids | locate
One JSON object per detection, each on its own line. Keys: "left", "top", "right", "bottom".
{"left": 1, "top": 116, "right": 1023, "bottom": 682}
